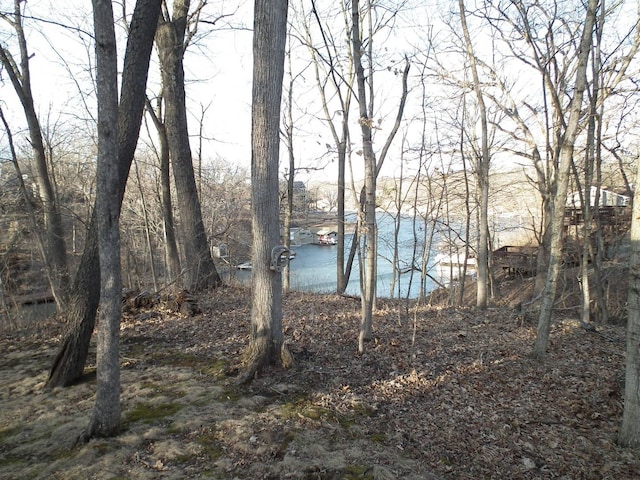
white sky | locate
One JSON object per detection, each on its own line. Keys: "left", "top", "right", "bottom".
{"left": 1, "top": 0, "right": 433, "bottom": 185}
{"left": 2, "top": 0, "right": 638, "bottom": 187}
{"left": 2, "top": 0, "right": 257, "bottom": 174}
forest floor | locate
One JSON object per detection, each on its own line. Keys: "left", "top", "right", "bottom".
{"left": 2, "top": 277, "right": 640, "bottom": 479}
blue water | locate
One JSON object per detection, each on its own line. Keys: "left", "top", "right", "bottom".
{"left": 231, "top": 212, "right": 467, "bottom": 299}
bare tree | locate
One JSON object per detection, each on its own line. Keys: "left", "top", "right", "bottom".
{"left": 0, "top": 0, "right": 70, "bottom": 308}
{"left": 403, "top": 57, "right": 451, "bottom": 301}
{"left": 458, "top": 0, "right": 490, "bottom": 309}
{"left": 576, "top": 0, "right": 640, "bottom": 326}
{"left": 348, "top": 0, "right": 410, "bottom": 352}
{"left": 619, "top": 155, "right": 640, "bottom": 448}
{"left": 352, "top": 0, "right": 377, "bottom": 352}
{"left": 477, "top": 0, "right": 597, "bottom": 297}
{"left": 533, "top": 0, "right": 598, "bottom": 359}
{"left": 298, "top": 0, "right": 354, "bottom": 294}
{"left": 155, "top": 0, "right": 221, "bottom": 292}
{"left": 47, "top": 0, "right": 162, "bottom": 389}
{"left": 281, "top": 30, "right": 304, "bottom": 292}
{"left": 145, "top": 96, "right": 182, "bottom": 286}
{"left": 466, "top": 0, "right": 637, "bottom": 336}
{"left": 237, "top": 0, "right": 290, "bottom": 384}
{"left": 81, "top": 0, "right": 121, "bottom": 440}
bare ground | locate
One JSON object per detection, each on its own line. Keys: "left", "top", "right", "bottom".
{"left": 1, "top": 282, "right": 639, "bottom": 479}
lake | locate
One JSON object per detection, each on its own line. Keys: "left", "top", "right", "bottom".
{"left": 229, "top": 213, "right": 475, "bottom": 299}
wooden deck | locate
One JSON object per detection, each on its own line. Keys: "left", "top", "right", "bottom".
{"left": 493, "top": 245, "right": 537, "bottom": 276}
{"left": 564, "top": 205, "right": 630, "bottom": 226}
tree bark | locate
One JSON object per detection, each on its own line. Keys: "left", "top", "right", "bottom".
{"left": 458, "top": 0, "right": 490, "bottom": 309}
{"left": 46, "top": 213, "right": 100, "bottom": 388}
{"left": 351, "top": 0, "right": 376, "bottom": 353}
{"left": 0, "top": 0, "right": 70, "bottom": 308}
{"left": 619, "top": 157, "right": 640, "bottom": 447}
{"left": 533, "top": 0, "right": 598, "bottom": 359}
{"left": 46, "top": 0, "right": 162, "bottom": 389}
{"left": 283, "top": 50, "right": 295, "bottom": 292}
{"left": 237, "top": 0, "right": 289, "bottom": 384}
{"left": 146, "top": 98, "right": 182, "bottom": 287}
{"left": 156, "top": 0, "right": 221, "bottom": 292}
{"left": 82, "top": 0, "right": 121, "bottom": 439}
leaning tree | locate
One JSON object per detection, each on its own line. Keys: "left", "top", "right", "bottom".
{"left": 46, "top": 0, "right": 162, "bottom": 389}
{"left": 0, "top": 0, "right": 70, "bottom": 308}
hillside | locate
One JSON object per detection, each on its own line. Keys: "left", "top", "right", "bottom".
{"left": 429, "top": 260, "right": 630, "bottom": 325}
{"left": 1, "top": 286, "right": 639, "bottom": 479}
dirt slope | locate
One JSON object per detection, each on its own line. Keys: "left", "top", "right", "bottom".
{"left": 1, "top": 286, "right": 639, "bottom": 479}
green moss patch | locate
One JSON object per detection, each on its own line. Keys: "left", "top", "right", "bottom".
{"left": 279, "top": 398, "right": 333, "bottom": 421}
{"left": 123, "top": 402, "right": 182, "bottom": 426}
{"left": 0, "top": 454, "right": 28, "bottom": 469}
{"left": 198, "top": 358, "right": 228, "bottom": 379}
{"left": 193, "top": 428, "right": 223, "bottom": 460}
{"left": 343, "top": 464, "right": 374, "bottom": 479}
{"left": 0, "top": 424, "right": 22, "bottom": 443}
{"left": 148, "top": 352, "right": 229, "bottom": 380}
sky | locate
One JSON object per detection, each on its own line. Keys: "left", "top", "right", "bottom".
{"left": 3, "top": 0, "right": 637, "bottom": 189}
{"left": 1, "top": 0, "right": 433, "bottom": 186}
{"left": 1, "top": 0, "right": 257, "bottom": 175}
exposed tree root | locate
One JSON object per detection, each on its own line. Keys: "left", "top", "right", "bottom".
{"left": 236, "top": 341, "right": 293, "bottom": 385}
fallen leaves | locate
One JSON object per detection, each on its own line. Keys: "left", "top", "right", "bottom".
{"left": 2, "top": 284, "right": 640, "bottom": 479}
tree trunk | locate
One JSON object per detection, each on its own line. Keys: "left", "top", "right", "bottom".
{"left": 82, "top": 0, "right": 122, "bottom": 439}
{"left": 533, "top": 0, "right": 598, "bottom": 359}
{"left": 0, "top": 0, "right": 70, "bottom": 309}
{"left": 237, "top": 0, "right": 289, "bottom": 384}
{"left": 156, "top": 0, "right": 221, "bottom": 292}
{"left": 134, "top": 159, "right": 158, "bottom": 291}
{"left": 587, "top": 6, "right": 608, "bottom": 324}
{"left": 46, "top": 0, "right": 162, "bottom": 389}
{"left": 146, "top": 98, "right": 182, "bottom": 286}
{"left": 459, "top": 0, "right": 489, "bottom": 309}
{"left": 619, "top": 157, "right": 640, "bottom": 448}
{"left": 390, "top": 160, "right": 404, "bottom": 298}
{"left": 534, "top": 194, "right": 553, "bottom": 294}
{"left": 337, "top": 142, "right": 347, "bottom": 293}
{"left": 351, "top": 0, "right": 376, "bottom": 353}
{"left": 460, "top": 143, "right": 473, "bottom": 306}
{"left": 46, "top": 213, "right": 100, "bottom": 388}
{"left": 283, "top": 58, "right": 295, "bottom": 292}
{"left": 304, "top": 1, "right": 353, "bottom": 294}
